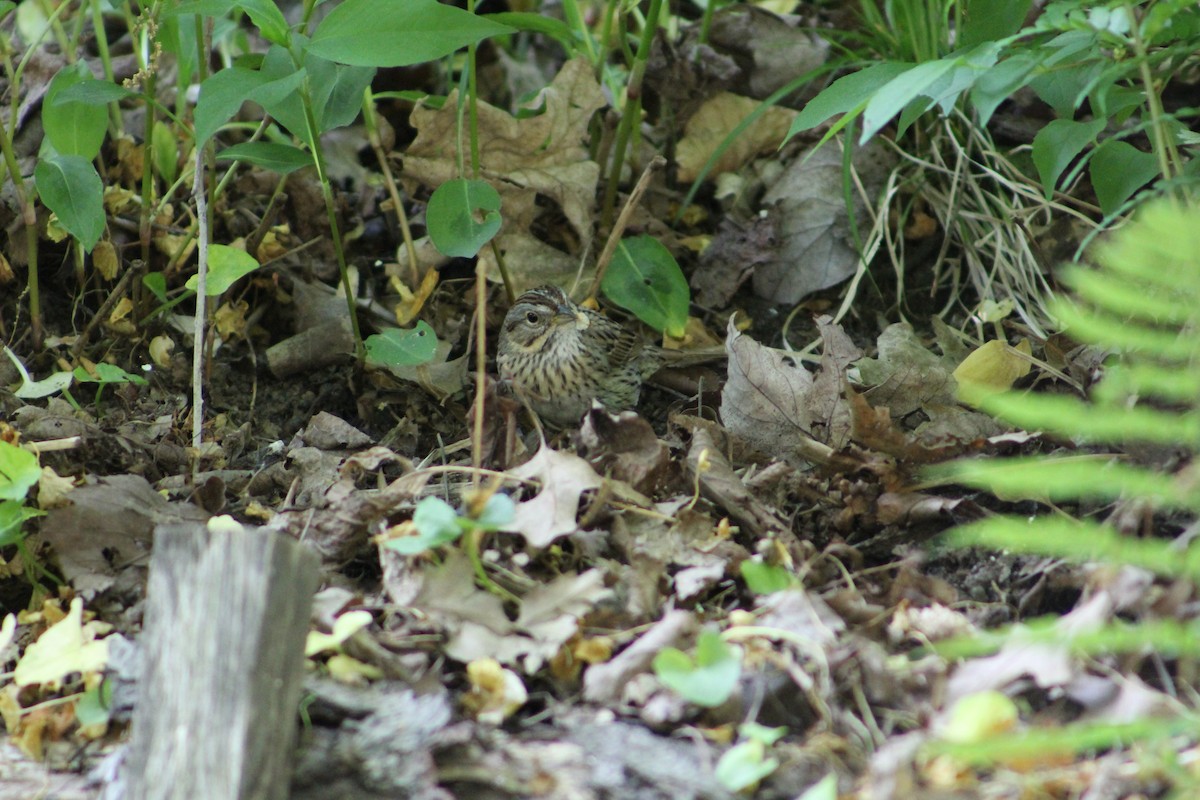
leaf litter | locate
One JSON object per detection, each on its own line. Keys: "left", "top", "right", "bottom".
{"left": 0, "top": 6, "right": 1189, "bottom": 800}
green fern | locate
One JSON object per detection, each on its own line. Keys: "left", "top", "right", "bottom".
{"left": 934, "top": 201, "right": 1200, "bottom": 518}
{"left": 924, "top": 201, "right": 1200, "bottom": 774}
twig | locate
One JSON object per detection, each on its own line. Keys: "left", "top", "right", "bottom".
{"left": 585, "top": 155, "right": 666, "bottom": 302}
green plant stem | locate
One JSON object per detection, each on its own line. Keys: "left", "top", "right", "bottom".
{"left": 561, "top": 0, "right": 599, "bottom": 67}
{"left": 464, "top": 526, "right": 518, "bottom": 602}
{"left": 90, "top": 0, "right": 124, "bottom": 136}
{"left": 600, "top": 0, "right": 663, "bottom": 228}
{"left": 0, "top": 110, "right": 41, "bottom": 346}
{"left": 1127, "top": 4, "right": 1182, "bottom": 186}
{"left": 299, "top": 91, "right": 364, "bottom": 359}
{"left": 362, "top": 89, "right": 419, "bottom": 286}
{"left": 698, "top": 0, "right": 717, "bottom": 45}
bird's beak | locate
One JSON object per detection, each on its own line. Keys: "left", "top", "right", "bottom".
{"left": 552, "top": 305, "right": 577, "bottom": 325}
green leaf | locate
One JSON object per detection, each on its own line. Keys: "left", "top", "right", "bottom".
{"left": 797, "top": 774, "right": 838, "bottom": 800}
{"left": 740, "top": 560, "right": 796, "bottom": 594}
{"left": 193, "top": 67, "right": 264, "bottom": 146}
{"left": 308, "top": 0, "right": 515, "bottom": 67}
{"left": 235, "top": 0, "right": 290, "bottom": 45}
{"left": 0, "top": 500, "right": 41, "bottom": 547}
{"left": 216, "top": 142, "right": 313, "bottom": 174}
{"left": 151, "top": 122, "right": 178, "bottom": 187}
{"left": 652, "top": 630, "right": 741, "bottom": 707}
{"left": 786, "top": 62, "right": 913, "bottom": 143}
{"left": 1089, "top": 140, "right": 1159, "bottom": 215}
{"left": 35, "top": 155, "right": 105, "bottom": 252}
{"left": 0, "top": 440, "right": 40, "bottom": 502}
{"left": 185, "top": 244, "right": 261, "bottom": 295}
{"left": 74, "top": 682, "right": 113, "bottom": 728}
{"left": 474, "top": 493, "right": 515, "bottom": 531}
{"left": 4, "top": 346, "right": 74, "bottom": 399}
{"left": 602, "top": 236, "right": 689, "bottom": 337}
{"left": 487, "top": 12, "right": 574, "bottom": 50}
{"left": 73, "top": 363, "right": 149, "bottom": 386}
{"left": 364, "top": 322, "right": 439, "bottom": 367}
{"left": 959, "top": 0, "right": 1033, "bottom": 48}
{"left": 858, "top": 42, "right": 1003, "bottom": 143}
{"left": 1029, "top": 60, "right": 1102, "bottom": 118}
{"left": 253, "top": 47, "right": 374, "bottom": 140}
{"left": 714, "top": 740, "right": 777, "bottom": 792}
{"left": 385, "top": 496, "right": 465, "bottom": 553}
{"left": 969, "top": 53, "right": 1038, "bottom": 127}
{"left": 143, "top": 272, "right": 169, "bottom": 302}
{"left": 43, "top": 63, "right": 108, "bottom": 159}
{"left": 427, "top": 178, "right": 502, "bottom": 258}
{"left": 860, "top": 58, "right": 957, "bottom": 142}
{"left": 52, "top": 78, "right": 137, "bottom": 106}
{"left": 926, "top": 456, "right": 1192, "bottom": 509}
{"left": 1031, "top": 118, "right": 1106, "bottom": 197}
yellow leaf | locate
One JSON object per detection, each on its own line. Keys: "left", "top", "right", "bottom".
{"left": 953, "top": 339, "right": 1032, "bottom": 405}
{"left": 14, "top": 599, "right": 109, "bottom": 688}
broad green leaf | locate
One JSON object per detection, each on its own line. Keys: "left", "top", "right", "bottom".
{"left": 35, "top": 155, "right": 105, "bottom": 252}
{"left": 171, "top": 0, "right": 236, "bottom": 16}
{"left": 861, "top": 58, "right": 957, "bottom": 142}
{"left": 970, "top": 53, "right": 1038, "bottom": 126}
{"left": 254, "top": 47, "right": 374, "bottom": 140}
{"left": 308, "top": 0, "right": 515, "bottom": 67}
{"left": 1029, "top": 60, "right": 1102, "bottom": 117}
{"left": 786, "top": 62, "right": 913, "bottom": 143}
{"left": 0, "top": 499, "right": 41, "bottom": 546}
{"left": 959, "top": 0, "right": 1033, "bottom": 48}
{"left": 53, "top": 78, "right": 136, "bottom": 106}
{"left": 0, "top": 2, "right": 16, "bottom": 19}
{"left": 653, "top": 630, "right": 741, "bottom": 707}
{"left": 73, "top": 363, "right": 149, "bottom": 386}
{"left": 385, "top": 496, "right": 464, "bottom": 553}
{"left": 715, "top": 740, "right": 777, "bottom": 792}
{"left": 143, "top": 272, "right": 169, "bottom": 302}
{"left": 602, "top": 236, "right": 689, "bottom": 337}
{"left": 185, "top": 244, "right": 261, "bottom": 295}
{"left": 43, "top": 63, "right": 108, "bottom": 159}
{"left": 0, "top": 440, "right": 40, "bottom": 502}
{"left": 4, "top": 346, "right": 74, "bottom": 399}
{"left": 194, "top": 67, "right": 264, "bottom": 146}
{"left": 740, "top": 560, "right": 796, "bottom": 594}
{"left": 487, "top": 12, "right": 574, "bottom": 50}
{"left": 217, "top": 142, "right": 313, "bottom": 174}
{"left": 427, "top": 178, "right": 502, "bottom": 258}
{"left": 158, "top": 11, "right": 202, "bottom": 85}
{"left": 1031, "top": 118, "right": 1105, "bottom": 197}
{"left": 235, "top": 0, "right": 290, "bottom": 45}
{"left": 151, "top": 122, "right": 178, "bottom": 187}
{"left": 1089, "top": 140, "right": 1159, "bottom": 215}
{"left": 74, "top": 682, "right": 113, "bottom": 728}
{"left": 474, "top": 493, "right": 515, "bottom": 530}
{"left": 364, "top": 322, "right": 439, "bottom": 367}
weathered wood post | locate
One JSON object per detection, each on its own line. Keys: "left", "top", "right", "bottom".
{"left": 123, "top": 519, "right": 319, "bottom": 800}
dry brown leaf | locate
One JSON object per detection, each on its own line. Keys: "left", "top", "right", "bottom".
{"left": 405, "top": 57, "right": 604, "bottom": 290}
{"left": 721, "top": 320, "right": 815, "bottom": 460}
{"left": 504, "top": 447, "right": 604, "bottom": 548}
{"left": 752, "top": 138, "right": 894, "bottom": 304}
{"left": 675, "top": 92, "right": 797, "bottom": 183}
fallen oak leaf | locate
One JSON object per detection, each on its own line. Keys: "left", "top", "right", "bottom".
{"left": 504, "top": 446, "right": 603, "bottom": 548}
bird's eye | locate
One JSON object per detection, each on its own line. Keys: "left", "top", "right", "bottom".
{"left": 525, "top": 311, "right": 539, "bottom": 324}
